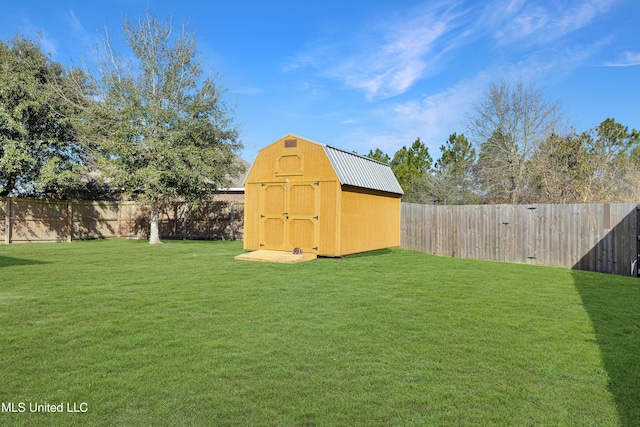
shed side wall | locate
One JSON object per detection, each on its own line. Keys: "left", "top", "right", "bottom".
{"left": 318, "top": 180, "right": 340, "bottom": 256}
{"left": 339, "top": 186, "right": 401, "bottom": 255}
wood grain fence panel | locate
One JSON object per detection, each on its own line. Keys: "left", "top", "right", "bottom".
{"left": 0, "top": 199, "right": 6, "bottom": 242}
{"left": 8, "top": 199, "right": 70, "bottom": 242}
{"left": 417, "top": 204, "right": 425, "bottom": 253}
{"left": 0, "top": 198, "right": 244, "bottom": 244}
{"left": 74, "top": 202, "right": 120, "bottom": 239}
{"left": 619, "top": 204, "right": 633, "bottom": 275}
{"left": 401, "top": 202, "right": 639, "bottom": 276}
{"left": 484, "top": 205, "right": 493, "bottom": 262}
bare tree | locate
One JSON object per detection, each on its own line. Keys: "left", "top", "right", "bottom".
{"left": 529, "top": 132, "right": 591, "bottom": 203}
{"left": 417, "top": 165, "right": 463, "bottom": 205}
{"left": 468, "top": 80, "right": 562, "bottom": 204}
{"left": 531, "top": 119, "right": 640, "bottom": 203}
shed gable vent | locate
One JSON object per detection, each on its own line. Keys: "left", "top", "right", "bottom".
{"left": 285, "top": 139, "right": 297, "bottom": 148}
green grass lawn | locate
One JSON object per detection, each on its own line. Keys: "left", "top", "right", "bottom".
{"left": 1, "top": 240, "right": 639, "bottom": 426}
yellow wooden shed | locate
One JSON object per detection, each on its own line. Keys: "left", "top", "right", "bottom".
{"left": 243, "top": 134, "right": 403, "bottom": 257}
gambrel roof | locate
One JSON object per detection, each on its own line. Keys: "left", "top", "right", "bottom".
{"left": 288, "top": 134, "right": 404, "bottom": 195}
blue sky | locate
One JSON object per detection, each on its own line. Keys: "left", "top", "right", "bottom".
{"left": 1, "top": 0, "right": 638, "bottom": 164}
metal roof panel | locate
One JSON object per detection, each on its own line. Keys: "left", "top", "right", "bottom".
{"left": 322, "top": 145, "right": 404, "bottom": 195}
{"left": 266, "top": 134, "right": 403, "bottom": 195}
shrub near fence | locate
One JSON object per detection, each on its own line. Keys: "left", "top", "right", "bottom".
{"left": 0, "top": 197, "right": 243, "bottom": 243}
{"left": 401, "top": 202, "right": 640, "bottom": 276}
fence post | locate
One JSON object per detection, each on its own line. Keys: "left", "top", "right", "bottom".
{"left": 172, "top": 204, "right": 178, "bottom": 238}
{"left": 182, "top": 202, "right": 189, "bottom": 240}
{"left": 4, "top": 197, "right": 11, "bottom": 244}
{"left": 117, "top": 202, "right": 122, "bottom": 238}
{"left": 230, "top": 201, "right": 235, "bottom": 241}
{"left": 636, "top": 204, "right": 640, "bottom": 277}
{"left": 67, "top": 202, "right": 73, "bottom": 242}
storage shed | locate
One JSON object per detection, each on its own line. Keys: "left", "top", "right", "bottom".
{"left": 243, "top": 134, "right": 403, "bottom": 257}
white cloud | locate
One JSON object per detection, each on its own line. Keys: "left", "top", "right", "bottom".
{"left": 331, "top": 8, "right": 459, "bottom": 99}
{"left": 341, "top": 36, "right": 610, "bottom": 158}
{"left": 387, "top": 76, "right": 489, "bottom": 150}
{"left": 287, "top": 0, "right": 617, "bottom": 101}
{"left": 330, "top": 76, "right": 487, "bottom": 158}
{"left": 495, "top": 0, "right": 619, "bottom": 45}
{"left": 285, "top": 2, "right": 470, "bottom": 100}
{"left": 14, "top": 14, "right": 57, "bottom": 55}
{"left": 336, "top": 130, "right": 405, "bottom": 157}
{"left": 66, "top": 9, "right": 86, "bottom": 34}
{"left": 282, "top": 52, "right": 325, "bottom": 72}
{"left": 38, "top": 35, "right": 57, "bottom": 56}
{"left": 605, "top": 51, "right": 640, "bottom": 67}
{"left": 554, "top": 0, "right": 618, "bottom": 36}
{"left": 231, "top": 87, "right": 264, "bottom": 95}
{"left": 279, "top": 0, "right": 628, "bottom": 158}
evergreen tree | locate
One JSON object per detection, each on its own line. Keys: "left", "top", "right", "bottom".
{"left": 390, "top": 137, "right": 432, "bottom": 202}
{"left": 433, "top": 132, "right": 476, "bottom": 204}
{"left": 0, "top": 35, "right": 93, "bottom": 198}
{"left": 365, "top": 148, "right": 390, "bottom": 164}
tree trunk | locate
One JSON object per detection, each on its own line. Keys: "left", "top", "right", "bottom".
{"left": 149, "top": 203, "right": 162, "bottom": 244}
{"left": 0, "top": 172, "right": 17, "bottom": 197}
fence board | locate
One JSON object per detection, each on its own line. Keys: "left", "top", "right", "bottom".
{"left": 401, "top": 202, "right": 639, "bottom": 276}
{"left": 0, "top": 198, "right": 244, "bottom": 243}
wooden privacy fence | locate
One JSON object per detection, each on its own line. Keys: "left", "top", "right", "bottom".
{"left": 401, "top": 202, "right": 640, "bottom": 276}
{"left": 0, "top": 198, "right": 243, "bottom": 243}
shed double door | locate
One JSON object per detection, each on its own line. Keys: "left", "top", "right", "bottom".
{"left": 259, "top": 181, "right": 320, "bottom": 253}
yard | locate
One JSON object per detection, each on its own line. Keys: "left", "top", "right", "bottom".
{"left": 1, "top": 240, "right": 638, "bottom": 426}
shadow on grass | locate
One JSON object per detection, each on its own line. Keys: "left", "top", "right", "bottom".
{"left": 343, "top": 248, "right": 394, "bottom": 259}
{"left": 572, "top": 270, "right": 640, "bottom": 427}
{"left": 0, "top": 256, "right": 50, "bottom": 268}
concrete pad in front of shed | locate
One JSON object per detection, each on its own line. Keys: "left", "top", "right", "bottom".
{"left": 234, "top": 250, "right": 317, "bottom": 264}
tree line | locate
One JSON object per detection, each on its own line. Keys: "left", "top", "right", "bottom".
{"left": 2, "top": 10, "right": 639, "bottom": 247}
{"left": 0, "top": 11, "right": 242, "bottom": 243}
{"left": 367, "top": 81, "right": 640, "bottom": 205}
